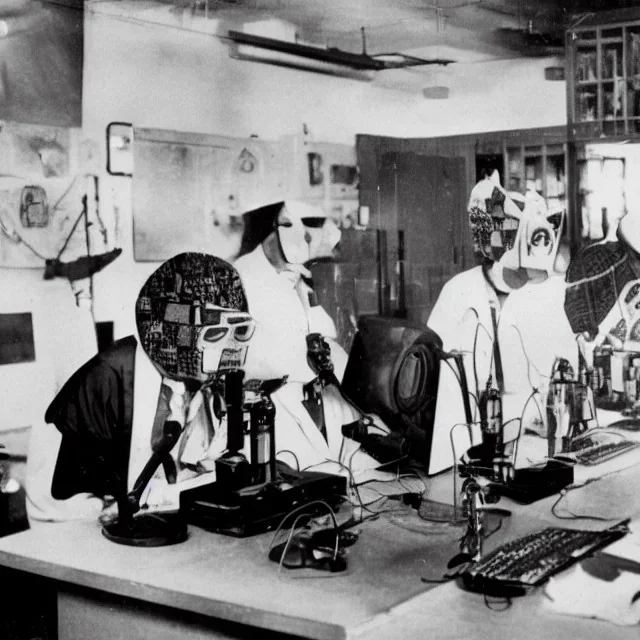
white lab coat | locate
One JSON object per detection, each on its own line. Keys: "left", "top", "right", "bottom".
{"left": 234, "top": 245, "right": 384, "bottom": 479}
{"left": 5, "top": 270, "right": 101, "bottom": 524}
{"left": 426, "top": 266, "right": 578, "bottom": 474}
{"left": 234, "top": 245, "right": 346, "bottom": 382}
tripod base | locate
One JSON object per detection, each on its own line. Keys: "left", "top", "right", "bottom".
{"left": 102, "top": 512, "right": 188, "bottom": 547}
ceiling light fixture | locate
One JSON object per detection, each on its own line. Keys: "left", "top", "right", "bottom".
{"left": 227, "top": 29, "right": 455, "bottom": 79}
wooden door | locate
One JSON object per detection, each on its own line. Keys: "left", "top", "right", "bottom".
{"left": 378, "top": 151, "right": 467, "bottom": 325}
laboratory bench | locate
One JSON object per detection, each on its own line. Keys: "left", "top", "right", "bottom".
{"left": 1, "top": 458, "right": 640, "bottom": 640}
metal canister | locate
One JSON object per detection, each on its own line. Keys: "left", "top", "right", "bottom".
{"left": 249, "top": 394, "right": 277, "bottom": 484}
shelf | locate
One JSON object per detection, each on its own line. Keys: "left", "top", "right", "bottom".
{"left": 569, "top": 12, "right": 640, "bottom": 140}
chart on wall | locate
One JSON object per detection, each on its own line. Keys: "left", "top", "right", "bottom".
{"left": 0, "top": 0, "right": 83, "bottom": 127}
{"left": 132, "top": 127, "right": 285, "bottom": 262}
{"left": 0, "top": 122, "right": 108, "bottom": 269}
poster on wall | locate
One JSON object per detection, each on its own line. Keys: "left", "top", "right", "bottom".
{"left": 0, "top": 122, "right": 109, "bottom": 269}
{"left": 132, "top": 127, "right": 284, "bottom": 262}
{"left": 0, "top": 0, "right": 83, "bottom": 127}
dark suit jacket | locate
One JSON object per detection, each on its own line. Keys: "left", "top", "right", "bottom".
{"left": 45, "top": 335, "right": 138, "bottom": 500}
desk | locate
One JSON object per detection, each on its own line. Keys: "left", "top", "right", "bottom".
{"left": 2, "top": 463, "right": 640, "bottom": 640}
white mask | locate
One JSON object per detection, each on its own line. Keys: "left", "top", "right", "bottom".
{"left": 276, "top": 200, "right": 341, "bottom": 266}
{"left": 197, "top": 305, "right": 255, "bottom": 375}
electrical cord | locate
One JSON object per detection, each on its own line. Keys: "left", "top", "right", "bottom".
{"left": 510, "top": 388, "right": 541, "bottom": 470}
{"left": 269, "top": 499, "right": 340, "bottom": 570}
{"left": 462, "top": 306, "right": 483, "bottom": 399}
{"left": 484, "top": 593, "right": 513, "bottom": 611}
{"left": 302, "top": 456, "right": 368, "bottom": 515}
{"left": 442, "top": 358, "right": 481, "bottom": 417}
{"left": 550, "top": 474, "right": 626, "bottom": 521}
{"left": 508, "top": 323, "right": 549, "bottom": 391}
{"left": 276, "top": 449, "right": 301, "bottom": 470}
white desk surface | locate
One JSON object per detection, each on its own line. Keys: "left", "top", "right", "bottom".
{"left": 0, "top": 510, "right": 462, "bottom": 640}
{"left": 2, "top": 457, "right": 640, "bottom": 640}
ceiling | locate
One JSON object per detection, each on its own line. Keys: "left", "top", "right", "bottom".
{"left": 4, "top": 1, "right": 640, "bottom": 68}
{"left": 135, "top": 0, "right": 640, "bottom": 64}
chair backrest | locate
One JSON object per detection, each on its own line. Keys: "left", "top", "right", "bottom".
{"left": 341, "top": 315, "right": 443, "bottom": 469}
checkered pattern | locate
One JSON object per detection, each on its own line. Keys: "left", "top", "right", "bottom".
{"left": 135, "top": 252, "right": 248, "bottom": 379}
{"left": 564, "top": 242, "right": 635, "bottom": 338}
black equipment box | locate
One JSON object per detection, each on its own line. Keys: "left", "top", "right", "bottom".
{"left": 180, "top": 463, "right": 347, "bottom": 537}
{"left": 491, "top": 459, "right": 574, "bottom": 504}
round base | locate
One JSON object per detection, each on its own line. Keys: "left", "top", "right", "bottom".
{"left": 102, "top": 512, "right": 188, "bottom": 547}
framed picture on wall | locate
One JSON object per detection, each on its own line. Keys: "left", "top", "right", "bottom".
{"left": 107, "top": 122, "right": 133, "bottom": 176}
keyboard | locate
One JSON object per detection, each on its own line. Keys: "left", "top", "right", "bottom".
{"left": 572, "top": 439, "right": 640, "bottom": 465}
{"left": 461, "top": 522, "right": 629, "bottom": 594}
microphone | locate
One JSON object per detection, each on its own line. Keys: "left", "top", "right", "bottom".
{"left": 481, "top": 387, "right": 504, "bottom": 456}
{"left": 102, "top": 419, "right": 189, "bottom": 547}
{"left": 465, "top": 386, "right": 510, "bottom": 482}
{"left": 125, "top": 420, "right": 182, "bottom": 518}
{"left": 215, "top": 370, "right": 252, "bottom": 489}
{"left": 546, "top": 358, "right": 574, "bottom": 457}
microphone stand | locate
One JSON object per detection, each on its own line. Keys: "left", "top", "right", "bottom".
{"left": 102, "top": 420, "right": 188, "bottom": 547}
{"left": 418, "top": 350, "right": 473, "bottom": 526}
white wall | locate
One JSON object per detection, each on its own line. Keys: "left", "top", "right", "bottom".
{"left": 82, "top": 7, "right": 567, "bottom": 337}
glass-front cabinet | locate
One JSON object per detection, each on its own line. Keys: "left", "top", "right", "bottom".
{"left": 504, "top": 143, "right": 567, "bottom": 215}
{"left": 568, "top": 11, "right": 640, "bottom": 140}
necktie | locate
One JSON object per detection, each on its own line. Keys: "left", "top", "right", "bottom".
{"left": 177, "top": 387, "right": 217, "bottom": 469}
{"left": 490, "top": 306, "right": 504, "bottom": 392}
{"left": 153, "top": 380, "right": 217, "bottom": 472}
{"left": 302, "top": 379, "right": 327, "bottom": 441}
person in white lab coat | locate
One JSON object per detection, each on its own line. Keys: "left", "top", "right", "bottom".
{"left": 426, "top": 175, "right": 578, "bottom": 473}
{"left": 234, "top": 201, "right": 388, "bottom": 480}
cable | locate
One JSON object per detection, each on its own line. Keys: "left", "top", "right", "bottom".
{"left": 444, "top": 421, "right": 482, "bottom": 522}
{"left": 510, "top": 388, "right": 540, "bottom": 470}
{"left": 530, "top": 394, "right": 545, "bottom": 431}
{"left": 443, "top": 357, "right": 462, "bottom": 387}
{"left": 276, "top": 449, "right": 300, "bottom": 471}
{"left": 302, "top": 456, "right": 367, "bottom": 516}
{"left": 462, "top": 306, "right": 481, "bottom": 393}
{"left": 508, "top": 323, "right": 549, "bottom": 390}
{"left": 473, "top": 317, "right": 495, "bottom": 397}
{"left": 268, "top": 499, "right": 339, "bottom": 561}
{"left": 549, "top": 472, "right": 628, "bottom": 521}
{"left": 275, "top": 512, "right": 315, "bottom": 574}
{"left": 551, "top": 488, "right": 615, "bottom": 522}
{"left": 487, "top": 300, "right": 505, "bottom": 393}
{"left": 441, "top": 358, "right": 480, "bottom": 415}
{"left": 483, "top": 514, "right": 505, "bottom": 541}
{"left": 484, "top": 593, "right": 513, "bottom": 611}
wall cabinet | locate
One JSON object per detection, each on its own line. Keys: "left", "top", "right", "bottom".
{"left": 504, "top": 143, "right": 567, "bottom": 215}
{"left": 567, "top": 8, "right": 640, "bottom": 141}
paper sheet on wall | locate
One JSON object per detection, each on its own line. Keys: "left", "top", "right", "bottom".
{"left": 132, "top": 127, "right": 285, "bottom": 263}
{"left": 0, "top": 122, "right": 109, "bottom": 268}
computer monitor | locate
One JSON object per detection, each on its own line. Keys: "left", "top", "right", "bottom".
{"left": 341, "top": 315, "right": 443, "bottom": 470}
